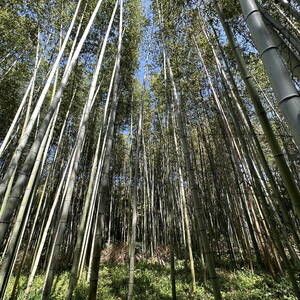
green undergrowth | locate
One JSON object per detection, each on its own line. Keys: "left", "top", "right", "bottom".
{"left": 5, "top": 260, "right": 297, "bottom": 300}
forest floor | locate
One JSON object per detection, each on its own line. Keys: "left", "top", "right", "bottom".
{"left": 5, "top": 260, "right": 297, "bottom": 300}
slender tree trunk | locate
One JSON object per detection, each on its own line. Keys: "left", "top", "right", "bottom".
{"left": 88, "top": 3, "right": 123, "bottom": 298}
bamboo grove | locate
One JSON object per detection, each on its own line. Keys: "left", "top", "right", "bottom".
{"left": 0, "top": 0, "right": 300, "bottom": 299}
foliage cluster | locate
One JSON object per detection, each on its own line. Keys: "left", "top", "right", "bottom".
{"left": 5, "top": 260, "right": 297, "bottom": 300}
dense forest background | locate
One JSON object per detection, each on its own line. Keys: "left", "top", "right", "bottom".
{"left": 0, "top": 0, "right": 300, "bottom": 299}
